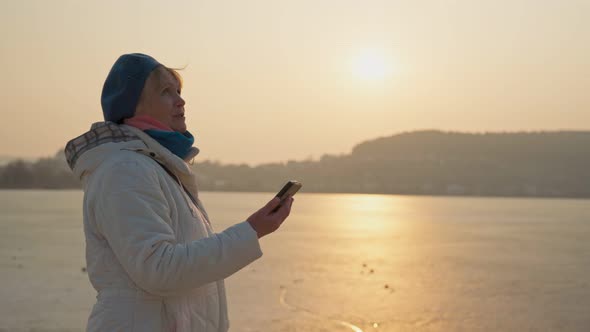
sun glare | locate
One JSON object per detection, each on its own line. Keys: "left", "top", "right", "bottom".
{"left": 351, "top": 49, "right": 391, "bottom": 81}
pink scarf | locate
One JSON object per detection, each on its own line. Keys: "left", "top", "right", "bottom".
{"left": 123, "top": 114, "right": 173, "bottom": 131}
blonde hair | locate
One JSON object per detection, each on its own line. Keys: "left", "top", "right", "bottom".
{"left": 134, "top": 66, "right": 185, "bottom": 114}
{"left": 154, "top": 65, "right": 183, "bottom": 91}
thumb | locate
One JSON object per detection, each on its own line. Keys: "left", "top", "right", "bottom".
{"left": 263, "top": 197, "right": 281, "bottom": 213}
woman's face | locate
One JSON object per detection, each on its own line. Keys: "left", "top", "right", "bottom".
{"left": 135, "top": 67, "right": 187, "bottom": 132}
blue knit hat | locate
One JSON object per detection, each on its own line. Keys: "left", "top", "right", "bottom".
{"left": 101, "top": 53, "right": 161, "bottom": 123}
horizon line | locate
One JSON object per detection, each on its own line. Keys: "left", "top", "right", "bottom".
{"left": 2, "top": 128, "right": 590, "bottom": 165}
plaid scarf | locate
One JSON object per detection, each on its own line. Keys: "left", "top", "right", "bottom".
{"left": 64, "top": 122, "right": 140, "bottom": 170}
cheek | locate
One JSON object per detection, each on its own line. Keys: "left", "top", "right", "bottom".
{"left": 154, "top": 97, "right": 173, "bottom": 114}
{"left": 163, "top": 95, "right": 177, "bottom": 109}
{"left": 140, "top": 95, "right": 164, "bottom": 114}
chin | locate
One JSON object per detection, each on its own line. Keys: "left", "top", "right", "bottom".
{"left": 171, "top": 120, "right": 187, "bottom": 133}
{"left": 173, "top": 125, "right": 187, "bottom": 133}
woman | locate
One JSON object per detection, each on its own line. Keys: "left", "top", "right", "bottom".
{"left": 65, "top": 53, "right": 294, "bottom": 331}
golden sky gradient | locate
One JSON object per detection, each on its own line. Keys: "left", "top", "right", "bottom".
{"left": 1, "top": 0, "right": 589, "bottom": 165}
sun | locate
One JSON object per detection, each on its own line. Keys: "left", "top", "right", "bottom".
{"left": 351, "top": 49, "right": 391, "bottom": 81}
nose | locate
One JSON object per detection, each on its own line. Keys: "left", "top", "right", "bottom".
{"left": 176, "top": 95, "right": 185, "bottom": 108}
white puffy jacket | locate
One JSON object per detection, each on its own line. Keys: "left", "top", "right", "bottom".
{"left": 65, "top": 122, "right": 263, "bottom": 331}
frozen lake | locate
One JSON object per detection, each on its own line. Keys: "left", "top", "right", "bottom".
{"left": 1, "top": 190, "right": 590, "bottom": 331}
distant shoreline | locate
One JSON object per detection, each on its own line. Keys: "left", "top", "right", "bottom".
{"left": 2, "top": 130, "right": 589, "bottom": 199}
{"left": 1, "top": 188, "right": 588, "bottom": 200}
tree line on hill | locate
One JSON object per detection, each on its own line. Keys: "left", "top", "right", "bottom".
{"left": 1, "top": 130, "right": 589, "bottom": 198}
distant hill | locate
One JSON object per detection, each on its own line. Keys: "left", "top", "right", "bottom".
{"left": 192, "top": 130, "right": 590, "bottom": 198}
{"left": 0, "top": 150, "right": 78, "bottom": 189}
{"left": 0, "top": 155, "right": 36, "bottom": 166}
{"left": 1, "top": 130, "right": 589, "bottom": 198}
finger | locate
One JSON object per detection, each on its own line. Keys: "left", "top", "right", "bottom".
{"left": 282, "top": 196, "right": 293, "bottom": 210}
{"left": 285, "top": 197, "right": 294, "bottom": 216}
{"left": 264, "top": 197, "right": 282, "bottom": 214}
{"left": 276, "top": 196, "right": 293, "bottom": 219}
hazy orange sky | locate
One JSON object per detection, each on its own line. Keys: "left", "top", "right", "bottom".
{"left": 1, "top": 0, "right": 589, "bottom": 165}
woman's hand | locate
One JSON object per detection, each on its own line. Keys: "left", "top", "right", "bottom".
{"left": 246, "top": 196, "right": 294, "bottom": 238}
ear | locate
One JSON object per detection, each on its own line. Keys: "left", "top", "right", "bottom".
{"left": 134, "top": 98, "right": 146, "bottom": 115}
{"left": 134, "top": 86, "right": 150, "bottom": 115}
{"left": 135, "top": 71, "right": 158, "bottom": 113}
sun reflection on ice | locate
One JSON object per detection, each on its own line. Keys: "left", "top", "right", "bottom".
{"left": 335, "top": 194, "right": 409, "bottom": 233}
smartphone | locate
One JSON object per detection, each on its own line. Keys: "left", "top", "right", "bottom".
{"left": 271, "top": 180, "right": 302, "bottom": 212}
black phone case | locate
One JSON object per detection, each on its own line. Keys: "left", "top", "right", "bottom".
{"left": 276, "top": 181, "right": 296, "bottom": 199}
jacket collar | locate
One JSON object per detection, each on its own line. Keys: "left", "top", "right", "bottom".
{"left": 64, "top": 122, "right": 200, "bottom": 197}
{"left": 122, "top": 125, "right": 201, "bottom": 196}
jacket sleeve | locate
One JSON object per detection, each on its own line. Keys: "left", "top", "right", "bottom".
{"left": 93, "top": 159, "right": 263, "bottom": 297}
